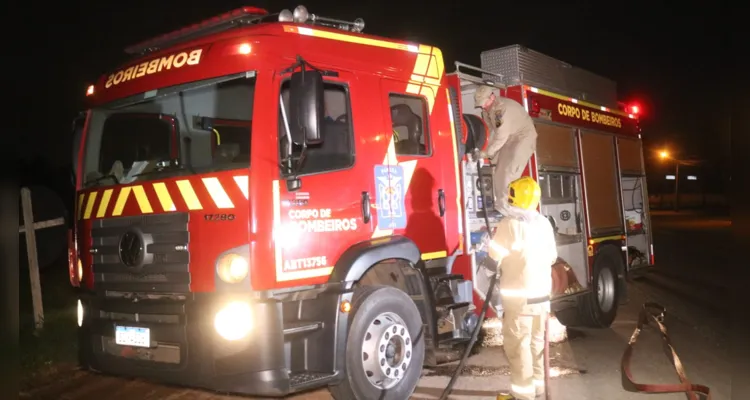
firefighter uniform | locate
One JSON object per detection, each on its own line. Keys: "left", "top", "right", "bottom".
{"left": 474, "top": 86, "right": 538, "bottom": 215}
{"left": 488, "top": 176, "right": 557, "bottom": 400}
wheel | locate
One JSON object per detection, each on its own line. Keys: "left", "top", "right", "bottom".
{"left": 578, "top": 245, "right": 622, "bottom": 327}
{"left": 556, "top": 245, "right": 622, "bottom": 328}
{"left": 328, "top": 285, "right": 425, "bottom": 400}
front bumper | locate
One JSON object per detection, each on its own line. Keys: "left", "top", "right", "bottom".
{"left": 77, "top": 292, "right": 293, "bottom": 397}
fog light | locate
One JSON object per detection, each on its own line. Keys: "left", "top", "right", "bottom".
{"left": 77, "top": 299, "right": 84, "bottom": 327}
{"left": 214, "top": 301, "right": 253, "bottom": 340}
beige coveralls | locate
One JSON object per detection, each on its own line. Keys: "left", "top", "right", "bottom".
{"left": 481, "top": 96, "right": 538, "bottom": 215}
{"left": 489, "top": 210, "right": 557, "bottom": 399}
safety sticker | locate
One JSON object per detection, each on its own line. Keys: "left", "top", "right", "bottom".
{"left": 374, "top": 164, "right": 407, "bottom": 230}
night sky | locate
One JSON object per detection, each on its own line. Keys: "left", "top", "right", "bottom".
{"left": 27, "top": 0, "right": 729, "bottom": 191}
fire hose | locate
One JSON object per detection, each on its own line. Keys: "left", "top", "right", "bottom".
{"left": 438, "top": 155, "right": 553, "bottom": 400}
{"left": 621, "top": 302, "right": 711, "bottom": 400}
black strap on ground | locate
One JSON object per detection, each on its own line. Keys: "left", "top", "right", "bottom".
{"left": 621, "top": 302, "right": 711, "bottom": 400}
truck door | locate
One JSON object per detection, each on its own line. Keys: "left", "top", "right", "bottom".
{"left": 274, "top": 71, "right": 375, "bottom": 285}
{"left": 379, "top": 77, "right": 449, "bottom": 259}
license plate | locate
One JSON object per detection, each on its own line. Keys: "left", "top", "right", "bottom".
{"left": 115, "top": 326, "right": 150, "bottom": 348}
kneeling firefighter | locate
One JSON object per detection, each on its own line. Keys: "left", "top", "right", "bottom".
{"left": 474, "top": 86, "right": 538, "bottom": 215}
{"left": 487, "top": 176, "right": 558, "bottom": 400}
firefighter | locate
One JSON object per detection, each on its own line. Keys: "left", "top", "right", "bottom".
{"left": 474, "top": 85, "right": 538, "bottom": 215}
{"left": 487, "top": 176, "right": 557, "bottom": 400}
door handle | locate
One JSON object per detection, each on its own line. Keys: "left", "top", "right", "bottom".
{"left": 361, "top": 191, "right": 371, "bottom": 223}
{"left": 438, "top": 189, "right": 446, "bottom": 217}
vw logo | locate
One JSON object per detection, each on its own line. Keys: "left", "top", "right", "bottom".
{"left": 119, "top": 231, "right": 144, "bottom": 267}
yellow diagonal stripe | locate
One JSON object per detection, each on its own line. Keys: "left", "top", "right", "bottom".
{"left": 112, "top": 187, "right": 132, "bottom": 216}
{"left": 83, "top": 191, "right": 98, "bottom": 220}
{"left": 176, "top": 180, "right": 202, "bottom": 210}
{"left": 77, "top": 193, "right": 85, "bottom": 220}
{"left": 202, "top": 177, "right": 234, "bottom": 209}
{"left": 234, "top": 175, "right": 249, "bottom": 199}
{"left": 97, "top": 189, "right": 113, "bottom": 218}
{"left": 153, "top": 182, "right": 176, "bottom": 212}
{"left": 131, "top": 185, "right": 153, "bottom": 214}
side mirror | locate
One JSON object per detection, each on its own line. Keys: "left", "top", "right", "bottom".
{"left": 289, "top": 69, "right": 324, "bottom": 145}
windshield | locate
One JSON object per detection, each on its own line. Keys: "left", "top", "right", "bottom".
{"left": 82, "top": 73, "right": 255, "bottom": 188}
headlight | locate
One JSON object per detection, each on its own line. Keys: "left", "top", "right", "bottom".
{"left": 77, "top": 259, "right": 83, "bottom": 282}
{"left": 214, "top": 301, "right": 253, "bottom": 340}
{"left": 217, "top": 253, "right": 249, "bottom": 283}
{"left": 77, "top": 300, "right": 84, "bottom": 327}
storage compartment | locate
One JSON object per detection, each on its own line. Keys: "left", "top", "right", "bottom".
{"left": 480, "top": 44, "right": 619, "bottom": 108}
{"left": 580, "top": 131, "right": 623, "bottom": 236}
{"left": 536, "top": 123, "right": 578, "bottom": 171}
{"left": 617, "top": 137, "right": 644, "bottom": 175}
{"left": 621, "top": 176, "right": 650, "bottom": 268}
{"left": 539, "top": 172, "right": 588, "bottom": 291}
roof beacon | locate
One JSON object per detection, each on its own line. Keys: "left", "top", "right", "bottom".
{"left": 279, "top": 5, "right": 365, "bottom": 33}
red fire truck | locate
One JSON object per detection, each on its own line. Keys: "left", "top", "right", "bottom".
{"left": 70, "top": 5, "right": 653, "bottom": 399}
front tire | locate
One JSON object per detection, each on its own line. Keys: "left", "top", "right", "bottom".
{"left": 328, "top": 285, "right": 425, "bottom": 400}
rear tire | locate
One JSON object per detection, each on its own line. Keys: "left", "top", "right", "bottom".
{"left": 328, "top": 285, "right": 425, "bottom": 400}
{"left": 556, "top": 245, "right": 622, "bottom": 328}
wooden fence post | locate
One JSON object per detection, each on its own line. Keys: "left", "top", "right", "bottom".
{"left": 21, "top": 188, "right": 45, "bottom": 332}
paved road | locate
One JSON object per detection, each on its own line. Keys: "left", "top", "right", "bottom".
{"left": 22, "top": 211, "right": 737, "bottom": 400}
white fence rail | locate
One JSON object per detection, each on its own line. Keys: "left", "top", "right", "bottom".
{"left": 19, "top": 187, "right": 66, "bottom": 332}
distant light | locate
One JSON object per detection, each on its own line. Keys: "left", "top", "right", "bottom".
{"left": 86, "top": 85, "right": 95, "bottom": 96}
{"left": 687, "top": 175, "right": 697, "bottom": 180}
{"left": 238, "top": 43, "right": 252, "bottom": 55}
{"left": 659, "top": 150, "right": 669, "bottom": 159}
{"left": 665, "top": 175, "right": 675, "bottom": 180}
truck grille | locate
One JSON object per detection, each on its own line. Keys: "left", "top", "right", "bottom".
{"left": 91, "top": 212, "right": 190, "bottom": 293}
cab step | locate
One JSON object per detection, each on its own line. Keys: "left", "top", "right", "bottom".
{"left": 289, "top": 371, "right": 337, "bottom": 391}
{"left": 283, "top": 320, "right": 323, "bottom": 336}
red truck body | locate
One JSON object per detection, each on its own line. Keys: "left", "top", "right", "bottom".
{"left": 69, "top": 6, "right": 653, "bottom": 398}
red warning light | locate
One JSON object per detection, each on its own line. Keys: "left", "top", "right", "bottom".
{"left": 629, "top": 104, "right": 640, "bottom": 115}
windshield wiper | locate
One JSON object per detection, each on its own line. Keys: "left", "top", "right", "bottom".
{"left": 131, "top": 161, "right": 186, "bottom": 179}
{"left": 84, "top": 173, "right": 120, "bottom": 188}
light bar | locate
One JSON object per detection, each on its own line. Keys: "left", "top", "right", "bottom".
{"left": 687, "top": 175, "right": 697, "bottom": 180}
{"left": 665, "top": 175, "right": 675, "bottom": 180}
{"left": 124, "top": 7, "right": 268, "bottom": 55}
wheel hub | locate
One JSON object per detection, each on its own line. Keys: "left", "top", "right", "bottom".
{"left": 361, "top": 312, "right": 413, "bottom": 389}
{"left": 597, "top": 267, "right": 616, "bottom": 312}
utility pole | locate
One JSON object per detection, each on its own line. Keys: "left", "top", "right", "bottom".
{"left": 674, "top": 162, "right": 680, "bottom": 211}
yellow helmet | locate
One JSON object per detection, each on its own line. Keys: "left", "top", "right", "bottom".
{"left": 508, "top": 176, "right": 541, "bottom": 210}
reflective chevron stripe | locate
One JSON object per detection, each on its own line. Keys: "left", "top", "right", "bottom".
{"left": 76, "top": 175, "right": 249, "bottom": 220}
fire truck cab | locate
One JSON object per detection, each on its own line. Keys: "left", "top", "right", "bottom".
{"left": 70, "top": 5, "right": 653, "bottom": 399}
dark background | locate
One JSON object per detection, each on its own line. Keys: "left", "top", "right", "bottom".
{"left": 21, "top": 0, "right": 730, "bottom": 200}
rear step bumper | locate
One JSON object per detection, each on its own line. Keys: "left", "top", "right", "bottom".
{"left": 77, "top": 291, "right": 339, "bottom": 396}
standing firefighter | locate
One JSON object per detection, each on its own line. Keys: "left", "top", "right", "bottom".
{"left": 487, "top": 176, "right": 557, "bottom": 400}
{"left": 475, "top": 86, "right": 538, "bottom": 215}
